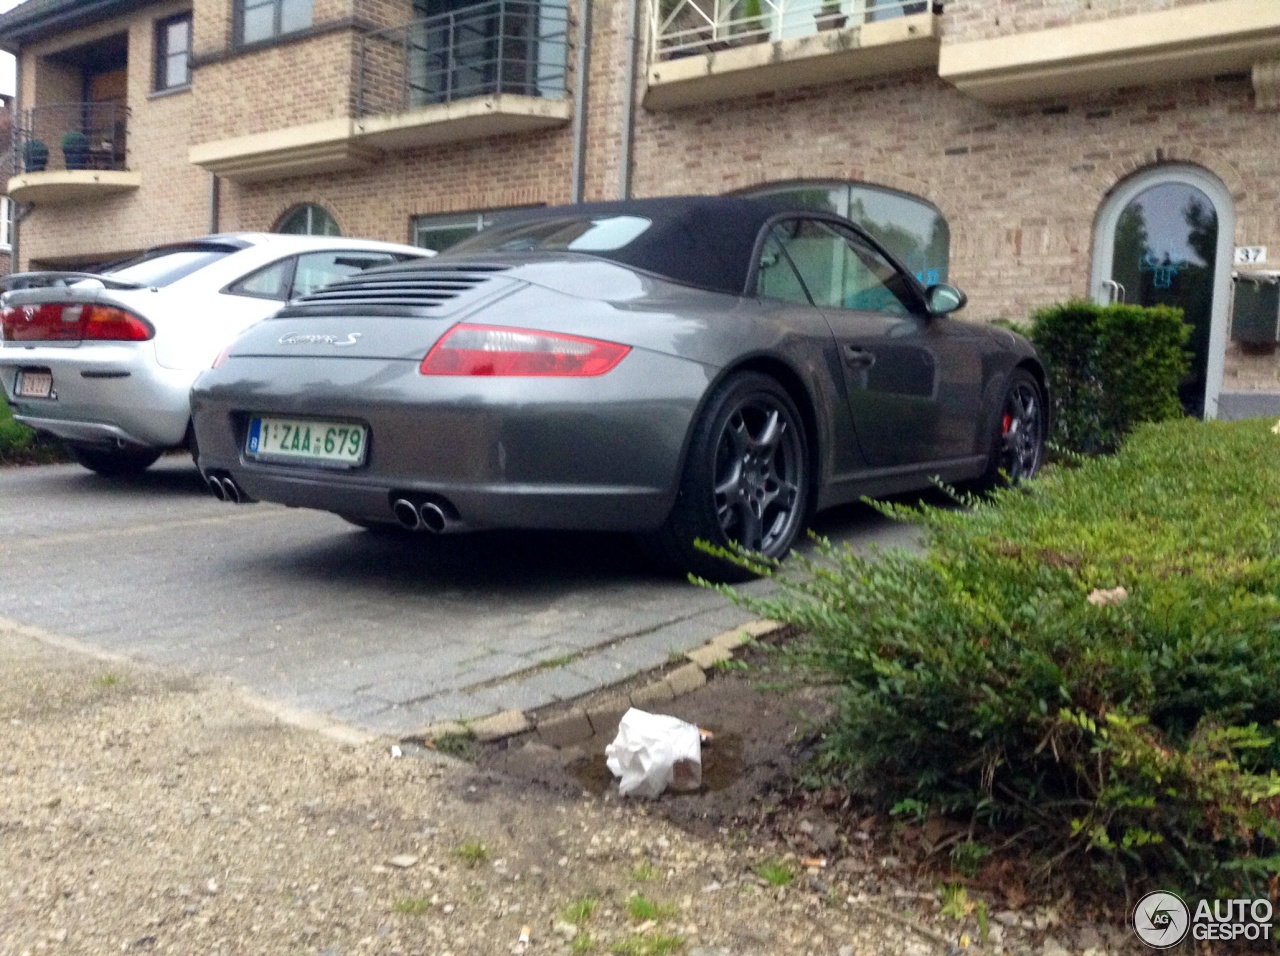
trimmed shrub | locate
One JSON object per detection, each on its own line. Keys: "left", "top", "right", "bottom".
{"left": 713, "top": 419, "right": 1280, "bottom": 896}
{"left": 1030, "top": 301, "right": 1189, "bottom": 455}
{"left": 0, "top": 401, "right": 62, "bottom": 464}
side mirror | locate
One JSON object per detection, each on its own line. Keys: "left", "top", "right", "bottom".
{"left": 925, "top": 283, "right": 967, "bottom": 316}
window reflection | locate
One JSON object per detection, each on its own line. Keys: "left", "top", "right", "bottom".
{"left": 738, "top": 180, "right": 949, "bottom": 287}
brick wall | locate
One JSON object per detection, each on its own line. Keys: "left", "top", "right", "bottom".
{"left": 217, "top": 126, "right": 576, "bottom": 240}
{"left": 943, "top": 0, "right": 1221, "bottom": 44}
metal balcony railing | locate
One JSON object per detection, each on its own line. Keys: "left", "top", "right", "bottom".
{"left": 14, "top": 103, "right": 130, "bottom": 176}
{"left": 652, "top": 0, "right": 938, "bottom": 62}
{"left": 357, "top": 0, "right": 571, "bottom": 117}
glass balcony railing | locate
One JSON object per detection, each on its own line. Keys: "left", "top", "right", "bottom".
{"left": 651, "top": 0, "right": 936, "bottom": 62}
{"left": 13, "top": 103, "right": 130, "bottom": 176}
{"left": 357, "top": 0, "right": 570, "bottom": 118}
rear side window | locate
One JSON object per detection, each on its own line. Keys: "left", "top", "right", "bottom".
{"left": 106, "top": 248, "right": 233, "bottom": 288}
{"left": 291, "top": 251, "right": 397, "bottom": 298}
{"left": 228, "top": 257, "right": 295, "bottom": 300}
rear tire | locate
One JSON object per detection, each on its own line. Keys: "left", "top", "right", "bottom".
{"left": 975, "top": 368, "right": 1046, "bottom": 490}
{"left": 644, "top": 371, "right": 810, "bottom": 583}
{"left": 65, "top": 443, "right": 162, "bottom": 478}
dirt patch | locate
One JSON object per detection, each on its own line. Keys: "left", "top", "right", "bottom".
{"left": 480, "top": 670, "right": 833, "bottom": 836}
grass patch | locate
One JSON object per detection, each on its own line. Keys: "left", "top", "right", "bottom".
{"left": 538, "top": 653, "right": 579, "bottom": 669}
{"left": 571, "top": 932, "right": 596, "bottom": 954}
{"left": 0, "top": 401, "right": 63, "bottom": 465}
{"left": 91, "top": 673, "right": 121, "bottom": 688}
{"left": 392, "top": 897, "right": 430, "bottom": 915}
{"left": 560, "top": 897, "right": 600, "bottom": 926}
{"left": 625, "top": 893, "right": 675, "bottom": 923}
{"left": 629, "top": 863, "right": 659, "bottom": 882}
{"left": 754, "top": 860, "right": 793, "bottom": 887}
{"left": 611, "top": 935, "right": 684, "bottom": 956}
{"left": 431, "top": 732, "right": 478, "bottom": 762}
{"left": 454, "top": 840, "right": 489, "bottom": 866}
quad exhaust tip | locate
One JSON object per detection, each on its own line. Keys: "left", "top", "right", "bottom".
{"left": 419, "top": 501, "right": 448, "bottom": 533}
{"left": 205, "top": 471, "right": 254, "bottom": 504}
{"left": 390, "top": 494, "right": 458, "bottom": 533}
{"left": 392, "top": 498, "right": 422, "bottom": 531}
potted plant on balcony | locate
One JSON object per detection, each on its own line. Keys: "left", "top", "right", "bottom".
{"left": 814, "top": 0, "right": 846, "bottom": 30}
{"left": 62, "top": 130, "right": 90, "bottom": 170}
{"left": 735, "top": 0, "right": 767, "bottom": 44}
{"left": 22, "top": 139, "right": 49, "bottom": 173}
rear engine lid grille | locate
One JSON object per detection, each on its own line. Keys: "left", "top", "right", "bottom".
{"left": 284, "top": 264, "right": 514, "bottom": 314}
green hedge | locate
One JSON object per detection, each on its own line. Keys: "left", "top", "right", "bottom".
{"left": 0, "top": 400, "right": 61, "bottom": 465}
{"left": 715, "top": 419, "right": 1280, "bottom": 896}
{"left": 1030, "top": 301, "right": 1189, "bottom": 455}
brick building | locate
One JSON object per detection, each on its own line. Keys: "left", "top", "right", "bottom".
{"left": 1, "top": 0, "right": 1279, "bottom": 417}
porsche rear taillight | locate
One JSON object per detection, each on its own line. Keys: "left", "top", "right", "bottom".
{"left": 0, "top": 304, "right": 154, "bottom": 342}
{"left": 420, "top": 324, "right": 631, "bottom": 377}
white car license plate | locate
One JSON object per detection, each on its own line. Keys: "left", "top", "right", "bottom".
{"left": 246, "top": 417, "right": 367, "bottom": 467}
{"left": 15, "top": 369, "right": 53, "bottom": 399}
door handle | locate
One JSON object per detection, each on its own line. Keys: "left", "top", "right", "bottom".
{"left": 844, "top": 346, "right": 875, "bottom": 368}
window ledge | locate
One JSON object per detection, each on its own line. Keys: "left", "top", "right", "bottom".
{"left": 148, "top": 84, "right": 191, "bottom": 101}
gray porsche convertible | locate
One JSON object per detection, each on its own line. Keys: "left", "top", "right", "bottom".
{"left": 191, "top": 196, "right": 1047, "bottom": 579}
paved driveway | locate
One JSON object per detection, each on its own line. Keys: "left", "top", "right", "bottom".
{"left": 0, "top": 459, "right": 922, "bottom": 736}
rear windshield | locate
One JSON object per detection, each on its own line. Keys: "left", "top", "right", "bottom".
{"left": 105, "top": 248, "right": 234, "bottom": 288}
{"left": 449, "top": 216, "right": 652, "bottom": 255}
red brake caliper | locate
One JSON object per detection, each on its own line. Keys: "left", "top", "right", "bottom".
{"left": 1002, "top": 414, "right": 1013, "bottom": 436}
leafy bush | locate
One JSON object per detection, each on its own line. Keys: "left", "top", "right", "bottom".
{"left": 712, "top": 419, "right": 1280, "bottom": 896}
{"left": 0, "top": 400, "right": 63, "bottom": 465}
{"left": 1030, "top": 301, "right": 1189, "bottom": 454}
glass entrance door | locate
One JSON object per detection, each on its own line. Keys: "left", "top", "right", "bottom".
{"left": 1091, "top": 166, "right": 1234, "bottom": 418}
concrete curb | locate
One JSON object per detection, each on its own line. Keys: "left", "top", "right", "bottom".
{"left": 415, "top": 618, "right": 783, "bottom": 748}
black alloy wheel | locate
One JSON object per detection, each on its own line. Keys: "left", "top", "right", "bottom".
{"left": 648, "top": 371, "right": 810, "bottom": 582}
{"left": 986, "top": 369, "right": 1046, "bottom": 487}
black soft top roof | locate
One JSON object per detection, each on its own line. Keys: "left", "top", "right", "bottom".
{"left": 443, "top": 195, "right": 799, "bottom": 296}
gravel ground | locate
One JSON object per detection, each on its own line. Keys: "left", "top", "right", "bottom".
{"left": 0, "top": 622, "right": 1136, "bottom": 956}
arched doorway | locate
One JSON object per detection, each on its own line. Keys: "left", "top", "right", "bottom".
{"left": 1091, "top": 165, "right": 1234, "bottom": 418}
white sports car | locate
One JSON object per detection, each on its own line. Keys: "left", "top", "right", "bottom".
{"left": 0, "top": 233, "right": 429, "bottom": 476}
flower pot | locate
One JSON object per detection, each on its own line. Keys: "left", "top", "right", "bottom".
{"left": 814, "top": 8, "right": 847, "bottom": 29}
{"left": 22, "top": 141, "right": 49, "bottom": 173}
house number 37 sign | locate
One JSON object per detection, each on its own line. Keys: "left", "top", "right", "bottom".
{"left": 1234, "top": 246, "right": 1267, "bottom": 264}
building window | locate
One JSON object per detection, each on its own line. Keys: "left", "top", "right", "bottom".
{"left": 276, "top": 204, "right": 341, "bottom": 236}
{"left": 0, "top": 197, "right": 11, "bottom": 251}
{"left": 411, "top": 206, "right": 542, "bottom": 252}
{"left": 239, "top": 0, "right": 313, "bottom": 46}
{"left": 155, "top": 13, "right": 192, "bottom": 91}
{"left": 737, "top": 180, "right": 950, "bottom": 286}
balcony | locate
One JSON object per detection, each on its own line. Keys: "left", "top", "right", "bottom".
{"left": 939, "top": 0, "right": 1280, "bottom": 104}
{"left": 9, "top": 103, "right": 140, "bottom": 205}
{"left": 645, "top": 0, "right": 941, "bottom": 110}
{"left": 190, "top": 1, "right": 572, "bottom": 184}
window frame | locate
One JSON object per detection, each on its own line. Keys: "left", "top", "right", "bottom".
{"left": 235, "top": 0, "right": 314, "bottom": 47}
{"left": 410, "top": 204, "right": 545, "bottom": 253}
{"left": 749, "top": 213, "right": 929, "bottom": 314}
{"left": 154, "top": 12, "right": 192, "bottom": 92}
{"left": 274, "top": 203, "right": 341, "bottom": 237}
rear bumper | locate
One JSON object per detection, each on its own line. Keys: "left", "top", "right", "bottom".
{"left": 0, "top": 343, "right": 194, "bottom": 449}
{"left": 191, "top": 350, "right": 712, "bottom": 532}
